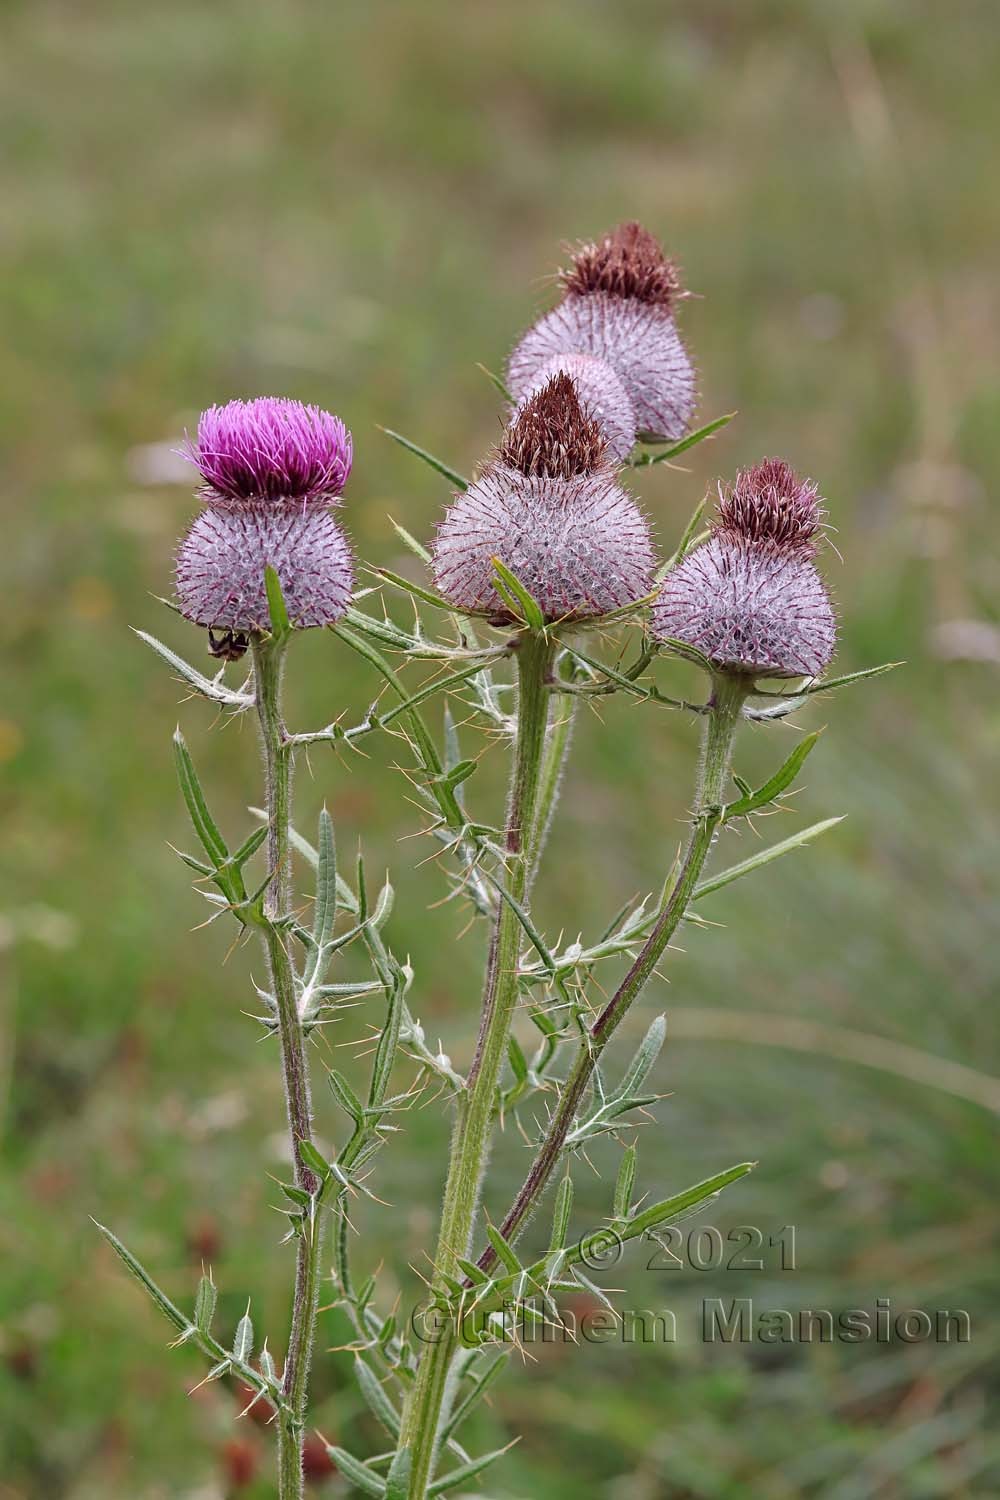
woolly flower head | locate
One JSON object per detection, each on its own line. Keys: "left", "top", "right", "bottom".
{"left": 652, "top": 458, "right": 835, "bottom": 679}
{"left": 175, "top": 398, "right": 354, "bottom": 633}
{"left": 515, "top": 352, "right": 637, "bottom": 462}
{"left": 432, "top": 373, "right": 654, "bottom": 624}
{"left": 507, "top": 222, "right": 696, "bottom": 443}
{"left": 184, "top": 397, "right": 352, "bottom": 504}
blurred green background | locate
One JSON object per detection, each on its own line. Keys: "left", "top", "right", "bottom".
{"left": 2, "top": 0, "right": 999, "bottom": 1495}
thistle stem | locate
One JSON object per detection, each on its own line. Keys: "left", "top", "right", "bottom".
{"left": 476, "top": 671, "right": 749, "bottom": 1273}
{"left": 251, "top": 635, "right": 322, "bottom": 1500}
{"left": 399, "top": 630, "right": 554, "bottom": 1499}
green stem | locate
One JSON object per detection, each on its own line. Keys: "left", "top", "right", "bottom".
{"left": 476, "top": 671, "right": 749, "bottom": 1274}
{"left": 251, "top": 636, "right": 323, "bottom": 1500}
{"left": 399, "top": 631, "right": 554, "bottom": 1498}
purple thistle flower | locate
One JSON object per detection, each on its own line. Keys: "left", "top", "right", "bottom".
{"left": 183, "top": 398, "right": 352, "bottom": 505}
{"left": 507, "top": 222, "right": 696, "bottom": 443}
{"left": 515, "top": 352, "right": 637, "bottom": 462}
{"left": 432, "top": 374, "right": 654, "bottom": 623}
{"left": 175, "top": 501, "right": 354, "bottom": 632}
{"left": 652, "top": 456, "right": 835, "bottom": 678}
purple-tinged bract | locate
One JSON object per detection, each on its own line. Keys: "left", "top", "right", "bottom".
{"left": 516, "top": 352, "right": 637, "bottom": 462}
{"left": 507, "top": 222, "right": 696, "bottom": 443}
{"left": 652, "top": 454, "right": 836, "bottom": 678}
{"left": 652, "top": 536, "right": 835, "bottom": 679}
{"left": 175, "top": 501, "right": 354, "bottom": 631}
{"left": 432, "top": 375, "right": 654, "bottom": 623}
{"left": 185, "top": 398, "right": 352, "bottom": 505}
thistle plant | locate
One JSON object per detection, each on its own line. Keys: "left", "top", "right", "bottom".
{"left": 99, "top": 224, "right": 895, "bottom": 1498}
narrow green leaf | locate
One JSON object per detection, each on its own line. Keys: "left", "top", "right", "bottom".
{"left": 442, "top": 758, "right": 477, "bottom": 789}
{"left": 615, "top": 1014, "right": 667, "bottom": 1101}
{"left": 630, "top": 411, "right": 735, "bottom": 467}
{"left": 231, "top": 825, "right": 268, "bottom": 870}
{"left": 194, "top": 1273, "right": 217, "bottom": 1335}
{"left": 375, "top": 566, "right": 468, "bottom": 615}
{"left": 725, "top": 730, "right": 823, "bottom": 819}
{"left": 491, "top": 558, "right": 545, "bottom": 632}
{"left": 355, "top": 1356, "right": 401, "bottom": 1438}
{"left": 385, "top": 1445, "right": 412, "bottom": 1500}
{"left": 387, "top": 515, "right": 433, "bottom": 564}
{"left": 485, "top": 1223, "right": 522, "bottom": 1275}
{"left": 313, "top": 808, "right": 338, "bottom": 946}
{"left": 328, "top": 1068, "right": 365, "bottom": 1125}
{"left": 694, "top": 818, "right": 845, "bottom": 900}
{"left": 428, "top": 1444, "right": 514, "bottom": 1496}
{"left": 297, "top": 1139, "right": 330, "bottom": 1182}
{"left": 439, "top": 1350, "right": 509, "bottom": 1442}
{"left": 263, "top": 564, "right": 292, "bottom": 637}
{"left": 173, "top": 730, "right": 229, "bottom": 867}
{"left": 624, "top": 1162, "right": 755, "bottom": 1241}
{"left": 327, "top": 1447, "right": 388, "bottom": 1496}
{"left": 232, "top": 1304, "right": 254, "bottom": 1363}
{"left": 476, "top": 362, "right": 514, "bottom": 404}
{"left": 379, "top": 426, "right": 469, "bottom": 490}
{"left": 656, "top": 493, "right": 708, "bottom": 580}
{"left": 614, "top": 1145, "right": 637, "bottom": 1220}
{"left": 133, "top": 629, "right": 252, "bottom": 708}
{"left": 92, "top": 1220, "right": 189, "bottom": 1335}
{"left": 507, "top": 1035, "right": 528, "bottom": 1084}
{"left": 548, "top": 1174, "right": 574, "bottom": 1254}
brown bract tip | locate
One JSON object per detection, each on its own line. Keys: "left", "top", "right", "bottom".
{"left": 560, "top": 221, "right": 683, "bottom": 308}
{"left": 500, "top": 372, "right": 608, "bottom": 479}
{"left": 715, "top": 458, "right": 824, "bottom": 552}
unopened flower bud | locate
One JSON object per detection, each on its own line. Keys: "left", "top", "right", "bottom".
{"left": 432, "top": 374, "right": 654, "bottom": 623}
{"left": 175, "top": 399, "right": 354, "bottom": 632}
{"left": 515, "top": 352, "right": 637, "bottom": 462}
{"left": 508, "top": 222, "right": 695, "bottom": 443}
{"left": 652, "top": 458, "right": 835, "bottom": 678}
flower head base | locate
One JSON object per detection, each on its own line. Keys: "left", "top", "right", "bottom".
{"left": 175, "top": 502, "right": 354, "bottom": 632}
{"left": 515, "top": 352, "right": 637, "bottom": 462}
{"left": 652, "top": 457, "right": 835, "bottom": 679}
{"left": 432, "top": 375, "right": 654, "bottom": 624}
{"left": 507, "top": 222, "right": 696, "bottom": 443}
{"left": 185, "top": 398, "right": 352, "bottom": 505}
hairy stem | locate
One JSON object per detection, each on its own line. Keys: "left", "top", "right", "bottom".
{"left": 399, "top": 630, "right": 554, "bottom": 1498}
{"left": 477, "top": 671, "right": 749, "bottom": 1274}
{"left": 252, "top": 636, "right": 322, "bottom": 1500}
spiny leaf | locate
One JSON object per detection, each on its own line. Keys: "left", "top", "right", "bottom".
{"left": 133, "top": 629, "right": 252, "bottom": 709}
{"left": 725, "top": 730, "right": 823, "bottom": 819}
{"left": 92, "top": 1220, "right": 189, "bottom": 1335}
{"left": 327, "top": 1447, "right": 387, "bottom": 1496}
{"left": 379, "top": 426, "right": 469, "bottom": 491}
{"left": 548, "top": 1174, "right": 574, "bottom": 1255}
{"left": 428, "top": 1443, "right": 516, "bottom": 1495}
{"left": 630, "top": 411, "right": 735, "bottom": 467}
{"left": 232, "top": 1304, "right": 254, "bottom": 1363}
{"left": 313, "top": 808, "right": 338, "bottom": 946}
{"left": 614, "top": 1144, "right": 637, "bottom": 1219}
{"left": 173, "top": 730, "right": 230, "bottom": 868}
{"left": 328, "top": 1068, "right": 365, "bottom": 1126}
{"left": 693, "top": 818, "right": 845, "bottom": 900}
{"left": 387, "top": 515, "right": 432, "bottom": 564}
{"left": 297, "top": 1139, "right": 331, "bottom": 1182}
{"left": 615, "top": 1014, "right": 667, "bottom": 1101}
{"left": 194, "top": 1273, "right": 217, "bottom": 1336}
{"left": 354, "top": 1356, "right": 401, "bottom": 1438}
{"left": 485, "top": 1223, "right": 522, "bottom": 1276}
{"left": 623, "top": 1163, "right": 755, "bottom": 1240}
